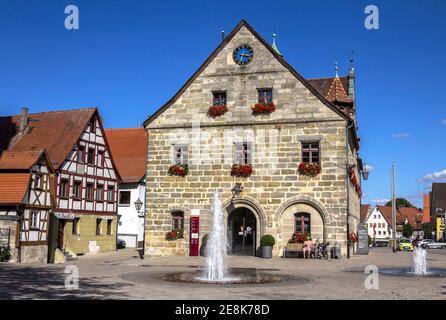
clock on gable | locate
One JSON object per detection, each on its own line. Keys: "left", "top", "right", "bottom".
{"left": 233, "top": 45, "right": 253, "bottom": 65}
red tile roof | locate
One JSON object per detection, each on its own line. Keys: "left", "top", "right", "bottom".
{"left": 0, "top": 173, "right": 31, "bottom": 204}
{"left": 0, "top": 108, "right": 96, "bottom": 169}
{"left": 360, "top": 204, "right": 371, "bottom": 223}
{"left": 105, "top": 128, "right": 147, "bottom": 183}
{"left": 0, "top": 150, "right": 44, "bottom": 170}
{"left": 307, "top": 76, "right": 350, "bottom": 102}
{"left": 399, "top": 207, "right": 424, "bottom": 228}
{"left": 376, "top": 205, "right": 406, "bottom": 226}
{"left": 325, "top": 76, "right": 353, "bottom": 104}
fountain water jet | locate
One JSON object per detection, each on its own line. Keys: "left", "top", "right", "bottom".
{"left": 195, "top": 190, "right": 240, "bottom": 282}
{"left": 413, "top": 246, "right": 427, "bottom": 275}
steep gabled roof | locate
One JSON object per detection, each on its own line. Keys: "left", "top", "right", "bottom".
{"left": 0, "top": 149, "right": 54, "bottom": 172}
{"left": 143, "top": 19, "right": 351, "bottom": 127}
{"left": 326, "top": 77, "right": 353, "bottom": 104}
{"left": 307, "top": 76, "right": 349, "bottom": 102}
{"left": 0, "top": 108, "right": 96, "bottom": 170}
{"left": 376, "top": 205, "right": 406, "bottom": 226}
{"left": 0, "top": 173, "right": 31, "bottom": 205}
{"left": 399, "top": 207, "right": 424, "bottom": 228}
{"left": 105, "top": 128, "right": 147, "bottom": 183}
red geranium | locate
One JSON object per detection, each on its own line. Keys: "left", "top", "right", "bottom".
{"left": 231, "top": 164, "right": 253, "bottom": 178}
{"left": 251, "top": 102, "right": 275, "bottom": 115}
{"left": 298, "top": 162, "right": 321, "bottom": 177}
{"left": 208, "top": 105, "right": 228, "bottom": 118}
{"left": 168, "top": 164, "right": 188, "bottom": 177}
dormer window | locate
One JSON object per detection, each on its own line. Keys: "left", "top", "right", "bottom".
{"left": 213, "top": 91, "right": 226, "bottom": 106}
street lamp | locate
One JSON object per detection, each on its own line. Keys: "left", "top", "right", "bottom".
{"left": 231, "top": 183, "right": 243, "bottom": 202}
{"left": 134, "top": 198, "right": 143, "bottom": 217}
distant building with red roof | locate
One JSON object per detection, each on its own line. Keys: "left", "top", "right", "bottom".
{"left": 105, "top": 128, "right": 147, "bottom": 248}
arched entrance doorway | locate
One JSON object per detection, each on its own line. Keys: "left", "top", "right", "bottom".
{"left": 227, "top": 208, "right": 257, "bottom": 256}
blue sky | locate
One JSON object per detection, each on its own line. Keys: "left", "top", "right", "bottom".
{"left": 0, "top": 0, "right": 445, "bottom": 207}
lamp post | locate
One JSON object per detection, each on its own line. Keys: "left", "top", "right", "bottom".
{"left": 134, "top": 198, "right": 143, "bottom": 217}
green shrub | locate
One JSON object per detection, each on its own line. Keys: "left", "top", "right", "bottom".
{"left": 260, "top": 234, "right": 275, "bottom": 247}
{"left": 0, "top": 247, "right": 11, "bottom": 262}
{"left": 200, "top": 234, "right": 209, "bottom": 256}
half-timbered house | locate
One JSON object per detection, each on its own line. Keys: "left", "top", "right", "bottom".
{"left": 0, "top": 150, "right": 55, "bottom": 263}
{"left": 0, "top": 107, "right": 120, "bottom": 261}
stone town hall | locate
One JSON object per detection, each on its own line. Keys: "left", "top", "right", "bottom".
{"left": 143, "top": 20, "right": 364, "bottom": 257}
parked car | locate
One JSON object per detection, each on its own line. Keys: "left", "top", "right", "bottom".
{"left": 421, "top": 240, "right": 446, "bottom": 249}
{"left": 117, "top": 239, "right": 126, "bottom": 249}
{"left": 398, "top": 238, "right": 413, "bottom": 251}
{"left": 418, "top": 239, "right": 433, "bottom": 248}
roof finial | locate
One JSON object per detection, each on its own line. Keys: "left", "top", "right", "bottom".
{"left": 335, "top": 61, "right": 339, "bottom": 78}
{"left": 271, "top": 33, "right": 282, "bottom": 57}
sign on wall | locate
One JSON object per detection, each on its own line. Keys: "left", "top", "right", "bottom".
{"left": 357, "top": 223, "right": 369, "bottom": 255}
{"left": 0, "top": 228, "right": 10, "bottom": 248}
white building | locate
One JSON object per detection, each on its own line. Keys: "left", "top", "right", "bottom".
{"left": 364, "top": 205, "right": 407, "bottom": 242}
{"left": 105, "top": 128, "right": 147, "bottom": 248}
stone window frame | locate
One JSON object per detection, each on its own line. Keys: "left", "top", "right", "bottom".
{"left": 212, "top": 90, "right": 227, "bottom": 106}
{"left": 172, "top": 144, "right": 189, "bottom": 165}
{"left": 233, "top": 141, "right": 252, "bottom": 165}
{"left": 257, "top": 88, "right": 273, "bottom": 104}
{"left": 171, "top": 211, "right": 184, "bottom": 233}
{"left": 298, "top": 136, "right": 323, "bottom": 165}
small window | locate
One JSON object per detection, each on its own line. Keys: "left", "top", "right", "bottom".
{"left": 96, "top": 219, "right": 102, "bottom": 235}
{"left": 30, "top": 211, "right": 39, "bottom": 229}
{"left": 34, "top": 174, "right": 43, "bottom": 190}
{"left": 234, "top": 142, "right": 252, "bottom": 165}
{"left": 213, "top": 91, "right": 227, "bottom": 106}
{"left": 96, "top": 184, "right": 104, "bottom": 201}
{"left": 302, "top": 142, "right": 320, "bottom": 164}
{"left": 87, "top": 148, "right": 95, "bottom": 165}
{"left": 172, "top": 211, "right": 184, "bottom": 231}
{"left": 119, "top": 191, "right": 131, "bottom": 205}
{"left": 77, "top": 145, "right": 85, "bottom": 163}
{"left": 107, "top": 186, "right": 114, "bottom": 202}
{"left": 257, "top": 88, "right": 273, "bottom": 104}
{"left": 294, "top": 213, "right": 311, "bottom": 234}
{"left": 173, "top": 145, "right": 189, "bottom": 165}
{"left": 106, "top": 219, "right": 113, "bottom": 235}
{"left": 72, "top": 218, "right": 80, "bottom": 235}
{"left": 73, "top": 181, "right": 82, "bottom": 199}
{"left": 59, "top": 179, "right": 69, "bottom": 198}
{"left": 97, "top": 150, "right": 104, "bottom": 167}
{"left": 86, "top": 183, "right": 94, "bottom": 200}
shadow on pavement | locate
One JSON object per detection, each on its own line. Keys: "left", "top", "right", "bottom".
{"left": 0, "top": 264, "right": 134, "bottom": 300}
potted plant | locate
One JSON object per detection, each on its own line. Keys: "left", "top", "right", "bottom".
{"left": 168, "top": 164, "right": 188, "bottom": 177}
{"left": 298, "top": 162, "right": 321, "bottom": 177}
{"left": 251, "top": 102, "right": 275, "bottom": 115}
{"left": 260, "top": 234, "right": 275, "bottom": 258}
{"left": 0, "top": 247, "right": 11, "bottom": 262}
{"left": 165, "top": 229, "right": 183, "bottom": 241}
{"left": 231, "top": 164, "right": 253, "bottom": 178}
{"left": 200, "top": 234, "right": 209, "bottom": 256}
{"left": 208, "top": 105, "right": 228, "bottom": 118}
{"left": 287, "top": 232, "right": 309, "bottom": 254}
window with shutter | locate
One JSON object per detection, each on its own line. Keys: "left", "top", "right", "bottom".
{"left": 234, "top": 142, "right": 252, "bottom": 165}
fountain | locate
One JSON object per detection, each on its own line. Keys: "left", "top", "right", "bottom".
{"left": 412, "top": 246, "right": 427, "bottom": 275}
{"left": 196, "top": 190, "right": 239, "bottom": 282}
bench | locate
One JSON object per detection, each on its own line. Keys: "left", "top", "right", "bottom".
{"left": 283, "top": 243, "right": 304, "bottom": 258}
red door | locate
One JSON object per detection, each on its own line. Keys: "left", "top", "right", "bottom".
{"left": 189, "top": 216, "right": 200, "bottom": 256}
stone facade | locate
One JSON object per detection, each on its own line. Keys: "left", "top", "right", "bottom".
{"left": 144, "top": 21, "right": 361, "bottom": 257}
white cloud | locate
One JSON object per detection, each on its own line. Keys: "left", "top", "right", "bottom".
{"left": 391, "top": 133, "right": 411, "bottom": 139}
{"left": 371, "top": 198, "right": 389, "bottom": 205}
{"left": 364, "top": 164, "right": 375, "bottom": 172}
{"left": 418, "top": 169, "right": 446, "bottom": 183}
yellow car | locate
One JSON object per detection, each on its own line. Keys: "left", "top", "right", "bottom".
{"left": 398, "top": 238, "right": 414, "bottom": 251}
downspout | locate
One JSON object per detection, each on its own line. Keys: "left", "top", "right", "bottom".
{"left": 346, "top": 121, "right": 354, "bottom": 259}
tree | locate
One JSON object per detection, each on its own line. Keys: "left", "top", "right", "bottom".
{"left": 422, "top": 222, "right": 433, "bottom": 239}
{"left": 402, "top": 223, "right": 414, "bottom": 238}
{"left": 385, "top": 198, "right": 415, "bottom": 208}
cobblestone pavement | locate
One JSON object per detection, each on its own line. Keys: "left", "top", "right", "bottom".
{"left": 1, "top": 248, "right": 446, "bottom": 300}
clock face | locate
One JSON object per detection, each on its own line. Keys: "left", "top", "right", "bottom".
{"left": 233, "top": 45, "right": 253, "bottom": 65}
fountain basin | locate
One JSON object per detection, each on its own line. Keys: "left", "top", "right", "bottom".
{"left": 159, "top": 268, "right": 282, "bottom": 284}
{"left": 379, "top": 267, "right": 446, "bottom": 277}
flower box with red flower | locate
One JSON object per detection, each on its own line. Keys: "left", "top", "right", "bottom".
{"left": 168, "top": 164, "right": 188, "bottom": 177}
{"left": 298, "top": 162, "right": 321, "bottom": 177}
{"left": 208, "top": 105, "right": 228, "bottom": 118}
{"left": 165, "top": 229, "right": 184, "bottom": 241}
{"left": 251, "top": 102, "right": 275, "bottom": 115}
{"left": 231, "top": 164, "right": 253, "bottom": 178}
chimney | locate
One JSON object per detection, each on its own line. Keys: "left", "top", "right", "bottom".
{"left": 19, "top": 107, "right": 29, "bottom": 134}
